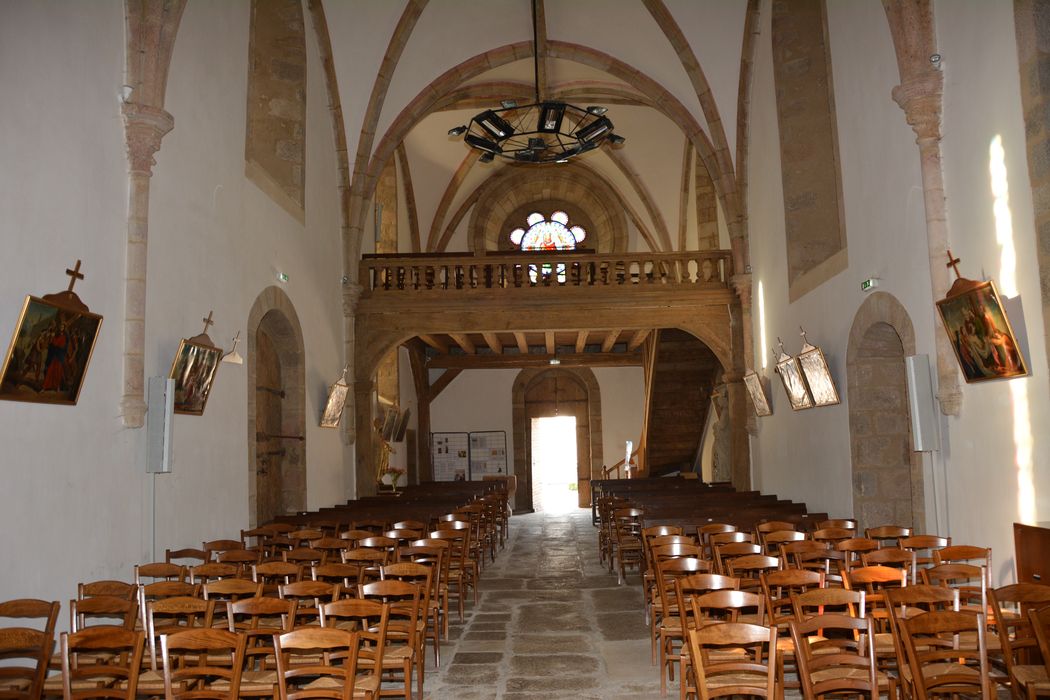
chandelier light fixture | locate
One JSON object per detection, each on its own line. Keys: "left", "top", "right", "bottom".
{"left": 448, "top": 0, "right": 625, "bottom": 164}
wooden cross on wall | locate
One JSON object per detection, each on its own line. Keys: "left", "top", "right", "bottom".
{"left": 66, "top": 260, "right": 84, "bottom": 292}
{"left": 201, "top": 310, "right": 215, "bottom": 336}
{"left": 946, "top": 250, "right": 962, "bottom": 280}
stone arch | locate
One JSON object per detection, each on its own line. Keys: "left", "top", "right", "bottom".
{"left": 468, "top": 164, "right": 628, "bottom": 253}
{"left": 846, "top": 292, "right": 925, "bottom": 532}
{"left": 512, "top": 367, "right": 603, "bottom": 513}
{"left": 247, "top": 286, "right": 306, "bottom": 526}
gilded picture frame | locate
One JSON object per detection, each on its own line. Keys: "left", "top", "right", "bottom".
{"left": 936, "top": 278, "right": 1028, "bottom": 382}
{"left": 168, "top": 338, "right": 222, "bottom": 415}
{"left": 0, "top": 295, "right": 103, "bottom": 405}
{"left": 743, "top": 371, "right": 772, "bottom": 417}
{"left": 775, "top": 351, "right": 813, "bottom": 411}
{"left": 320, "top": 375, "right": 349, "bottom": 428}
{"left": 797, "top": 343, "right": 840, "bottom": 407}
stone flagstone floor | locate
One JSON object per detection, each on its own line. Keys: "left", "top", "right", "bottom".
{"left": 420, "top": 507, "right": 664, "bottom": 700}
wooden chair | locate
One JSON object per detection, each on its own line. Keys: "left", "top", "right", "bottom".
{"left": 165, "top": 548, "right": 210, "bottom": 567}
{"left": 921, "top": 563, "right": 987, "bottom": 616}
{"left": 671, "top": 575, "right": 740, "bottom": 700}
{"left": 812, "top": 527, "right": 854, "bottom": 545}
{"left": 226, "top": 597, "right": 297, "bottom": 699}
{"left": 427, "top": 529, "right": 475, "bottom": 620}
{"left": 381, "top": 563, "right": 436, "bottom": 668}
{"left": 725, "top": 554, "right": 780, "bottom": 595}
{"left": 845, "top": 565, "right": 907, "bottom": 633}
{"left": 791, "top": 587, "right": 865, "bottom": 621}
{"left": 188, "top": 563, "right": 239, "bottom": 586}
{"left": 58, "top": 627, "right": 145, "bottom": 700}
{"left": 252, "top": 562, "right": 302, "bottom": 596}
{"left": 899, "top": 535, "right": 950, "bottom": 572}
{"left": 287, "top": 530, "right": 325, "bottom": 547}
{"left": 653, "top": 558, "right": 713, "bottom": 691}
{"left": 779, "top": 540, "right": 836, "bottom": 580}
{"left": 898, "top": 610, "right": 991, "bottom": 699}
{"left": 273, "top": 628, "right": 363, "bottom": 700}
{"left": 864, "top": 525, "right": 912, "bottom": 548}
{"left": 991, "top": 584, "right": 1050, "bottom": 700}
{"left": 760, "top": 568, "right": 823, "bottom": 696}
{"left": 311, "top": 538, "right": 350, "bottom": 565}
{"left": 1025, "top": 605, "right": 1050, "bottom": 700}
{"left": 713, "top": 542, "right": 762, "bottom": 576}
{"left": 696, "top": 523, "right": 737, "bottom": 559}
{"left": 884, "top": 585, "right": 960, "bottom": 699}
{"left": 283, "top": 548, "right": 325, "bottom": 569}
{"left": 217, "top": 549, "right": 261, "bottom": 575}
{"left": 278, "top": 581, "right": 341, "bottom": 628}
{"left": 240, "top": 527, "right": 273, "bottom": 551}
{"left": 685, "top": 622, "right": 777, "bottom": 699}
{"left": 789, "top": 613, "right": 879, "bottom": 699}
{"left": 203, "top": 580, "right": 262, "bottom": 630}
{"left": 160, "top": 628, "right": 245, "bottom": 700}
{"left": 860, "top": 547, "right": 917, "bottom": 584}
{"left": 78, "top": 581, "right": 137, "bottom": 602}
{"left": 358, "top": 580, "right": 422, "bottom": 700}
{"left": 144, "top": 597, "right": 216, "bottom": 676}
{"left": 202, "top": 540, "right": 245, "bottom": 559}
{"left": 611, "top": 508, "right": 646, "bottom": 585}
{"left": 816, "top": 518, "right": 857, "bottom": 531}
{"left": 0, "top": 599, "right": 59, "bottom": 700}
{"left": 350, "top": 520, "right": 389, "bottom": 535}
{"left": 835, "top": 537, "right": 880, "bottom": 573}
{"left": 134, "top": 563, "right": 186, "bottom": 584}
{"left": 760, "top": 530, "right": 805, "bottom": 558}
{"left": 405, "top": 540, "right": 451, "bottom": 642}
{"left": 318, "top": 600, "right": 387, "bottom": 700}
{"left": 70, "top": 596, "right": 138, "bottom": 632}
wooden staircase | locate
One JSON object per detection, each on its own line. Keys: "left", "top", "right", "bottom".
{"left": 642, "top": 329, "right": 722, "bottom": 476}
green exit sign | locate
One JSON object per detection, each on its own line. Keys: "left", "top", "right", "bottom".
{"left": 861, "top": 278, "right": 879, "bottom": 292}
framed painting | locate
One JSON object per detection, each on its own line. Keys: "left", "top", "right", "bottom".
{"left": 743, "top": 371, "right": 772, "bottom": 417}
{"left": 797, "top": 343, "right": 840, "bottom": 407}
{"left": 168, "top": 338, "right": 222, "bottom": 415}
{"left": 320, "top": 374, "right": 349, "bottom": 428}
{"left": 775, "top": 351, "right": 813, "bottom": 411}
{"left": 937, "top": 279, "right": 1028, "bottom": 382}
{"left": 0, "top": 295, "right": 103, "bottom": 405}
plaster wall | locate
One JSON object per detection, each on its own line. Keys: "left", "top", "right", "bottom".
{"left": 748, "top": 0, "right": 1047, "bottom": 583}
{"left": 0, "top": 1, "right": 349, "bottom": 606}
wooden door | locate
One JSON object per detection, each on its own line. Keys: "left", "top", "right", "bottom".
{"left": 255, "top": 328, "right": 284, "bottom": 525}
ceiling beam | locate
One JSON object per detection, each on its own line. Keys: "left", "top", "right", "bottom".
{"left": 575, "top": 331, "right": 588, "bottom": 353}
{"left": 544, "top": 331, "right": 556, "bottom": 355}
{"left": 428, "top": 369, "right": 462, "bottom": 400}
{"left": 514, "top": 332, "right": 529, "bottom": 355}
{"left": 627, "top": 329, "right": 650, "bottom": 351}
{"left": 601, "top": 329, "right": 622, "bottom": 353}
{"left": 428, "top": 351, "right": 643, "bottom": 370}
{"left": 419, "top": 334, "right": 449, "bottom": 354}
{"left": 482, "top": 332, "right": 503, "bottom": 355}
{"left": 448, "top": 333, "right": 476, "bottom": 354}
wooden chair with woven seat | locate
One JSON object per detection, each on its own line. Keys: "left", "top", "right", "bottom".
{"left": 760, "top": 530, "right": 805, "bottom": 558}
{"left": 684, "top": 621, "right": 777, "bottom": 699}
{"left": 811, "top": 527, "right": 855, "bottom": 546}
{"left": 991, "top": 584, "right": 1050, "bottom": 700}
{"left": 1025, "top": 605, "right": 1050, "bottom": 700}
{"left": 340, "top": 530, "right": 377, "bottom": 550}
{"left": 78, "top": 581, "right": 137, "bottom": 603}
{"left": 898, "top": 535, "right": 950, "bottom": 574}
{"left": 188, "top": 563, "right": 239, "bottom": 587}
{"left": 921, "top": 562, "right": 988, "bottom": 617}
{"left": 274, "top": 628, "right": 365, "bottom": 700}
{"left": 404, "top": 540, "right": 451, "bottom": 643}
{"left": 427, "top": 528, "right": 475, "bottom": 621}
{"left": 283, "top": 548, "right": 326, "bottom": 570}
{"left": 759, "top": 568, "right": 823, "bottom": 697}
{"left": 359, "top": 580, "right": 422, "bottom": 700}
{"left": 816, "top": 518, "right": 857, "bottom": 532}
{"left": 279, "top": 581, "right": 341, "bottom": 629}
{"left": 845, "top": 565, "right": 907, "bottom": 631}
{"left": 713, "top": 542, "right": 762, "bottom": 577}
{"left": 134, "top": 564, "right": 186, "bottom": 584}
{"left": 313, "top": 563, "right": 366, "bottom": 592}
{"left": 351, "top": 521, "right": 389, "bottom": 536}
{"left": 653, "top": 557, "right": 713, "bottom": 691}
{"left": 217, "top": 549, "right": 261, "bottom": 576}
{"left": 898, "top": 610, "right": 992, "bottom": 699}
{"left": 791, "top": 586, "right": 865, "bottom": 622}
{"left": 226, "top": 597, "right": 297, "bottom": 700}
{"left": 202, "top": 540, "right": 245, "bottom": 560}
{"left": 356, "top": 537, "right": 401, "bottom": 567}
{"left": 860, "top": 548, "right": 917, "bottom": 587}
{"left": 57, "top": 627, "right": 145, "bottom": 700}
{"left": 681, "top": 589, "right": 767, "bottom": 699}
{"left": 789, "top": 613, "right": 880, "bottom": 699}
{"left": 884, "top": 584, "right": 960, "bottom": 700}
{"left": 70, "top": 596, "right": 138, "bottom": 633}
{"left": 835, "top": 537, "right": 880, "bottom": 574}
{"left": 381, "top": 563, "right": 436, "bottom": 668}
{"left": 159, "top": 628, "right": 245, "bottom": 700}
{"left": 0, "top": 599, "right": 59, "bottom": 700}
{"left": 318, "top": 599, "right": 387, "bottom": 700}
{"left": 611, "top": 508, "right": 646, "bottom": 585}
{"left": 864, "top": 525, "right": 912, "bottom": 549}
{"left": 725, "top": 554, "right": 780, "bottom": 595}
{"left": 647, "top": 542, "right": 706, "bottom": 628}
{"left": 203, "top": 579, "right": 262, "bottom": 631}
{"left": 756, "top": 521, "right": 798, "bottom": 538}
{"left": 240, "top": 527, "right": 273, "bottom": 551}
{"left": 778, "top": 540, "right": 837, "bottom": 581}
{"left": 310, "top": 538, "right": 350, "bottom": 565}
{"left": 252, "top": 562, "right": 302, "bottom": 597}
{"left": 166, "top": 549, "right": 210, "bottom": 568}
{"left": 696, "top": 524, "right": 738, "bottom": 560}
{"left": 670, "top": 575, "right": 740, "bottom": 700}
{"left": 139, "top": 597, "right": 217, "bottom": 694}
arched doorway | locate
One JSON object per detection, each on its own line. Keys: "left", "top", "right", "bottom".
{"left": 247, "top": 287, "right": 306, "bottom": 526}
{"left": 846, "top": 293, "right": 925, "bottom": 532}
{"left": 512, "top": 368, "right": 603, "bottom": 513}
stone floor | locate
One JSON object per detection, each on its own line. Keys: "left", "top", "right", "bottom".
{"left": 419, "top": 507, "right": 664, "bottom": 700}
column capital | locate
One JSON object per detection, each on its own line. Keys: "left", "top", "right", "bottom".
{"left": 729, "top": 273, "right": 753, "bottom": 306}
{"left": 122, "top": 102, "right": 174, "bottom": 176}
{"left": 892, "top": 70, "right": 943, "bottom": 143}
{"left": 342, "top": 282, "right": 364, "bottom": 316}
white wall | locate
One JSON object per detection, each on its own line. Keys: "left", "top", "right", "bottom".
{"left": 747, "top": 0, "right": 1047, "bottom": 583}
{"left": 0, "top": 1, "right": 350, "bottom": 607}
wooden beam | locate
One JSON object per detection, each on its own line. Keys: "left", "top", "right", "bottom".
{"left": 448, "top": 333, "right": 476, "bottom": 354}
{"left": 627, "top": 329, "right": 650, "bottom": 351}
{"left": 514, "top": 332, "right": 529, "bottom": 355}
{"left": 575, "top": 330, "right": 588, "bottom": 353}
{"left": 428, "top": 369, "right": 462, "bottom": 400}
{"left": 428, "top": 351, "right": 643, "bottom": 370}
{"left": 601, "top": 329, "right": 622, "bottom": 353}
{"left": 419, "top": 334, "right": 449, "bottom": 354}
{"left": 406, "top": 340, "right": 432, "bottom": 481}
{"left": 544, "top": 331, "right": 555, "bottom": 355}
{"left": 482, "top": 332, "right": 503, "bottom": 355}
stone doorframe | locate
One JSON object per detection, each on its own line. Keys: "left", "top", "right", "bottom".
{"left": 845, "top": 292, "right": 925, "bottom": 532}
{"left": 247, "top": 286, "right": 307, "bottom": 526}
{"left": 512, "top": 367, "right": 604, "bottom": 513}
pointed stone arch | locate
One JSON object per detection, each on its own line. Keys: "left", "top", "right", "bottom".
{"left": 512, "top": 367, "right": 603, "bottom": 512}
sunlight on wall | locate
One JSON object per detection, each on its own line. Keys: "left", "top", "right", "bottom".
{"left": 990, "top": 135, "right": 1036, "bottom": 525}
{"left": 758, "top": 280, "right": 768, "bottom": 370}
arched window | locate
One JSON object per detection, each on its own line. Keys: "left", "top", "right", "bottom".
{"left": 509, "top": 211, "right": 586, "bottom": 282}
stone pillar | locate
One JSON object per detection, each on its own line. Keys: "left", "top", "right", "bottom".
{"left": 730, "top": 272, "right": 758, "bottom": 436}
{"left": 121, "top": 102, "right": 174, "bottom": 428}
{"left": 341, "top": 282, "right": 363, "bottom": 447}
{"left": 883, "top": 0, "right": 962, "bottom": 416}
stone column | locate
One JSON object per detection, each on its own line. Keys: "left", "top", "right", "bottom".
{"left": 121, "top": 102, "right": 174, "bottom": 428}
{"left": 730, "top": 272, "right": 758, "bottom": 435}
{"left": 341, "top": 282, "right": 363, "bottom": 447}
{"left": 891, "top": 75, "right": 962, "bottom": 416}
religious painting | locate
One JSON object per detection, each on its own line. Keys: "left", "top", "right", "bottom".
{"left": 743, "top": 371, "right": 772, "bottom": 417}
{"left": 797, "top": 343, "right": 840, "bottom": 407}
{"left": 320, "top": 374, "right": 349, "bottom": 428}
{"left": 0, "top": 295, "right": 102, "bottom": 405}
{"left": 168, "top": 338, "right": 222, "bottom": 415}
{"left": 774, "top": 351, "right": 813, "bottom": 411}
{"left": 937, "top": 279, "right": 1028, "bottom": 382}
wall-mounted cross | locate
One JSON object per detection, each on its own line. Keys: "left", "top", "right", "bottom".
{"left": 65, "top": 259, "right": 84, "bottom": 292}
{"left": 201, "top": 310, "right": 215, "bottom": 335}
{"left": 946, "top": 250, "right": 962, "bottom": 280}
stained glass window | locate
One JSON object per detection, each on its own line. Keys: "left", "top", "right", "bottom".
{"left": 509, "top": 211, "right": 586, "bottom": 282}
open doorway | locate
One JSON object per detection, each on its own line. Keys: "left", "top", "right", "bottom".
{"left": 530, "top": 416, "right": 578, "bottom": 513}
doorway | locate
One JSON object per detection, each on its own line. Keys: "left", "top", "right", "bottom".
{"left": 530, "top": 416, "right": 579, "bottom": 513}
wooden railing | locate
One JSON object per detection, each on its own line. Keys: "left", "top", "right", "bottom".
{"left": 360, "top": 250, "right": 733, "bottom": 295}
